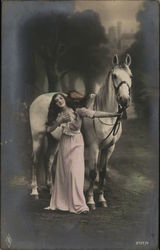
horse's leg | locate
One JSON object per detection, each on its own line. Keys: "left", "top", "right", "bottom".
{"left": 45, "top": 136, "right": 58, "bottom": 193}
{"left": 98, "top": 144, "right": 115, "bottom": 207}
{"left": 87, "top": 144, "right": 99, "bottom": 210}
{"left": 31, "top": 134, "right": 44, "bottom": 199}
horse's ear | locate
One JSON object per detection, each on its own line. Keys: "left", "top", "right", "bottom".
{"left": 112, "top": 54, "right": 119, "bottom": 65}
{"left": 124, "top": 54, "right": 131, "bottom": 66}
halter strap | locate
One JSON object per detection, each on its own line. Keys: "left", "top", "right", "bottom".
{"left": 110, "top": 69, "right": 131, "bottom": 95}
{"left": 115, "top": 81, "right": 131, "bottom": 95}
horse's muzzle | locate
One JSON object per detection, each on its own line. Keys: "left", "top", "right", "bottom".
{"left": 118, "top": 96, "right": 131, "bottom": 108}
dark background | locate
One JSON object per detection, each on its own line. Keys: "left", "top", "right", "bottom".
{"left": 1, "top": 1, "right": 159, "bottom": 250}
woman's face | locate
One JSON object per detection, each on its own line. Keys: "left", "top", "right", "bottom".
{"left": 54, "top": 94, "right": 66, "bottom": 108}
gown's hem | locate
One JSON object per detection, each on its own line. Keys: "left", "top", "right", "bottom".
{"left": 44, "top": 206, "right": 89, "bottom": 214}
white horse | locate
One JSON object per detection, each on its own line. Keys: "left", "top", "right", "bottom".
{"left": 29, "top": 54, "right": 132, "bottom": 209}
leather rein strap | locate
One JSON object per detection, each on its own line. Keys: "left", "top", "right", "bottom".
{"left": 93, "top": 104, "right": 125, "bottom": 150}
{"left": 99, "top": 105, "right": 124, "bottom": 149}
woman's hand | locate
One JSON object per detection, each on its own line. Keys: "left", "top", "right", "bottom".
{"left": 46, "top": 113, "right": 71, "bottom": 133}
{"left": 56, "top": 113, "right": 71, "bottom": 125}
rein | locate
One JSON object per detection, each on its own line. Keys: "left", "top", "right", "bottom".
{"left": 93, "top": 88, "right": 127, "bottom": 150}
{"left": 99, "top": 105, "right": 125, "bottom": 148}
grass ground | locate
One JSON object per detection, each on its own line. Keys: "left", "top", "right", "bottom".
{"left": 1, "top": 118, "right": 158, "bottom": 250}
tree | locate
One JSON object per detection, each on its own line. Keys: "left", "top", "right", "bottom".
{"left": 24, "top": 10, "right": 109, "bottom": 94}
{"left": 126, "top": 1, "right": 158, "bottom": 119}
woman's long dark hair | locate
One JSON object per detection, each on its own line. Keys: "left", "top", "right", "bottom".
{"left": 47, "top": 91, "right": 86, "bottom": 125}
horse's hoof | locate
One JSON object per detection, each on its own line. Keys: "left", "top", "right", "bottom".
{"left": 99, "top": 201, "right": 108, "bottom": 208}
{"left": 88, "top": 204, "right": 96, "bottom": 210}
{"left": 34, "top": 195, "right": 39, "bottom": 200}
{"left": 30, "top": 194, "right": 39, "bottom": 200}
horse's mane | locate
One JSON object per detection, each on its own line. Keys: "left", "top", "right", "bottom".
{"left": 94, "top": 71, "right": 118, "bottom": 113}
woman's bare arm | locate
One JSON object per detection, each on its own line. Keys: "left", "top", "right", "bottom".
{"left": 93, "top": 111, "right": 120, "bottom": 118}
{"left": 76, "top": 107, "right": 120, "bottom": 119}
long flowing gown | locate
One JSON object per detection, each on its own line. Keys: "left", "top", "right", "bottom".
{"left": 46, "top": 108, "right": 95, "bottom": 214}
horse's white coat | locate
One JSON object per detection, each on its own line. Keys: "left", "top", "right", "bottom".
{"left": 29, "top": 55, "right": 132, "bottom": 208}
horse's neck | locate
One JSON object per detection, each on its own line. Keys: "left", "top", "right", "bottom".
{"left": 95, "top": 73, "right": 118, "bottom": 113}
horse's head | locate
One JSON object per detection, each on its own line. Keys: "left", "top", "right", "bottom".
{"left": 111, "top": 54, "right": 132, "bottom": 109}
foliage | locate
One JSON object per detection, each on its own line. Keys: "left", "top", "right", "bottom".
{"left": 126, "top": 1, "right": 158, "bottom": 119}
{"left": 24, "top": 10, "right": 109, "bottom": 92}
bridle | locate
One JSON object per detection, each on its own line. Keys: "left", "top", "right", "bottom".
{"left": 93, "top": 67, "right": 132, "bottom": 149}
{"left": 113, "top": 80, "right": 131, "bottom": 96}
{"left": 111, "top": 69, "right": 131, "bottom": 97}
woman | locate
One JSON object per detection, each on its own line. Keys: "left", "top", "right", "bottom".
{"left": 45, "top": 92, "right": 119, "bottom": 214}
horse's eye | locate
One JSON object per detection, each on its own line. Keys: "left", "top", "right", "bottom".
{"left": 112, "top": 74, "right": 117, "bottom": 80}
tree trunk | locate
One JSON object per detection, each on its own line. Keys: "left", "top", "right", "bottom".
{"left": 46, "top": 63, "right": 61, "bottom": 92}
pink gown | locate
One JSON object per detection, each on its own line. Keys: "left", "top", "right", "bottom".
{"left": 46, "top": 108, "right": 95, "bottom": 214}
